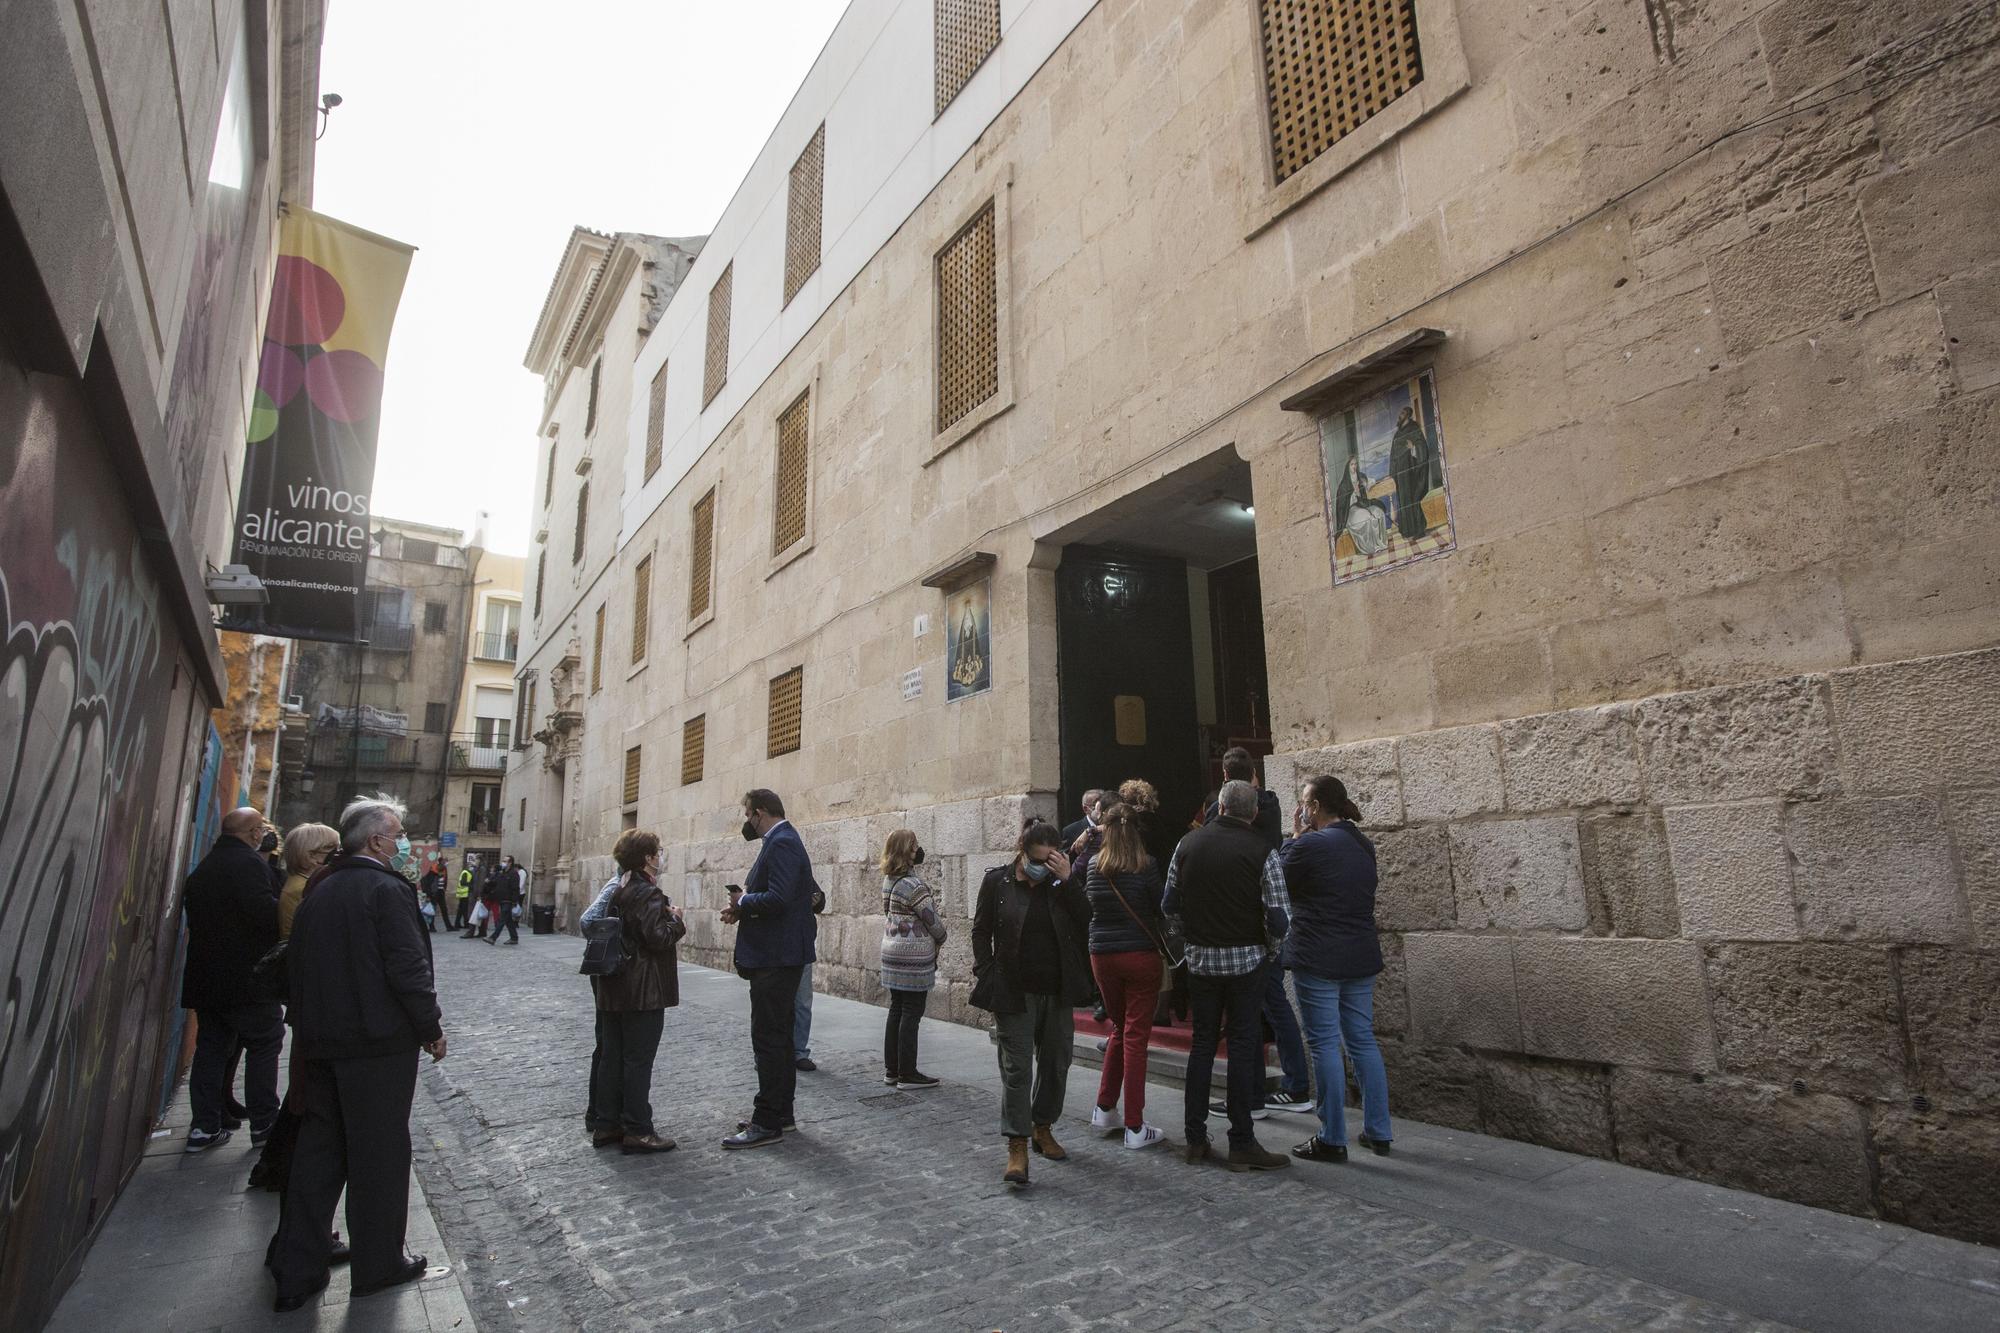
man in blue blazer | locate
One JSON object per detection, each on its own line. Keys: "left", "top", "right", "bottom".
{"left": 719, "top": 788, "right": 820, "bottom": 1148}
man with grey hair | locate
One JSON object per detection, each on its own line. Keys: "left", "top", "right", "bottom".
{"left": 1061, "top": 788, "right": 1103, "bottom": 847}
{"left": 1163, "top": 779, "right": 1294, "bottom": 1173}
{"left": 270, "top": 794, "right": 446, "bottom": 1312}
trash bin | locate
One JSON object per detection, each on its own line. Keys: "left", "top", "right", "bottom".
{"left": 532, "top": 904, "right": 555, "bottom": 935}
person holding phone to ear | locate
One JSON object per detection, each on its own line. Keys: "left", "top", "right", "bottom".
{"left": 719, "top": 789, "right": 819, "bottom": 1150}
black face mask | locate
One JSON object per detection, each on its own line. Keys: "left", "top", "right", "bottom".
{"left": 913, "top": 847, "right": 926, "bottom": 865}
{"left": 741, "top": 818, "right": 760, "bottom": 842}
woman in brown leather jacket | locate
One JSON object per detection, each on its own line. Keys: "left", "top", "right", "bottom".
{"left": 589, "top": 830, "right": 686, "bottom": 1154}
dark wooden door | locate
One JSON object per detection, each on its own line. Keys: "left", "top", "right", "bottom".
{"left": 1057, "top": 546, "right": 1202, "bottom": 835}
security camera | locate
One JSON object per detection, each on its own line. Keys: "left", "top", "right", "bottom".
{"left": 322, "top": 92, "right": 343, "bottom": 109}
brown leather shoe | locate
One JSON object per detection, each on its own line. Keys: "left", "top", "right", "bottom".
{"left": 1004, "top": 1136, "right": 1030, "bottom": 1187}
{"left": 1031, "top": 1124, "right": 1068, "bottom": 1161}
{"left": 1185, "top": 1138, "right": 1212, "bottom": 1165}
{"left": 621, "top": 1133, "right": 677, "bottom": 1154}
{"left": 1226, "top": 1140, "right": 1291, "bottom": 1172}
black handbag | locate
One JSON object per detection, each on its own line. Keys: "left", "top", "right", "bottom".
{"left": 578, "top": 888, "right": 628, "bottom": 977}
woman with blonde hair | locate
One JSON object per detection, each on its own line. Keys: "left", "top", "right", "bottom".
{"left": 1083, "top": 803, "right": 1168, "bottom": 1150}
{"left": 1117, "top": 778, "right": 1178, "bottom": 873}
{"left": 878, "top": 829, "right": 947, "bottom": 1088}
{"left": 277, "top": 823, "right": 339, "bottom": 939}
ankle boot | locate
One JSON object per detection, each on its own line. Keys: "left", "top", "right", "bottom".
{"left": 1004, "top": 1136, "right": 1030, "bottom": 1187}
{"left": 1031, "top": 1124, "right": 1068, "bottom": 1161}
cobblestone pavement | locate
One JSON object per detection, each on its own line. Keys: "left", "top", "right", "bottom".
{"left": 413, "top": 934, "right": 2000, "bottom": 1333}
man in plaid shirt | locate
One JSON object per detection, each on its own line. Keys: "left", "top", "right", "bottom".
{"left": 1163, "top": 780, "right": 1293, "bottom": 1171}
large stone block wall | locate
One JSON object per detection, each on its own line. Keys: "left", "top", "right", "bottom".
{"left": 1256, "top": 645, "right": 1999, "bottom": 1245}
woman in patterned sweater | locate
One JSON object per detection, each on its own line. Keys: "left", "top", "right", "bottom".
{"left": 879, "top": 829, "right": 948, "bottom": 1088}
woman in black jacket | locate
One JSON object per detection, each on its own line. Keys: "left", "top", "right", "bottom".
{"left": 588, "top": 830, "right": 686, "bottom": 1154}
{"left": 971, "top": 820, "right": 1087, "bottom": 1187}
{"left": 1278, "top": 775, "right": 1392, "bottom": 1164}
{"left": 1082, "top": 804, "right": 1168, "bottom": 1151}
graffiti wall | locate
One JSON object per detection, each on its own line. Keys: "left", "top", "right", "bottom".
{"left": 0, "top": 351, "right": 218, "bottom": 1327}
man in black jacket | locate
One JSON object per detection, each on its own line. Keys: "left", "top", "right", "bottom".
{"left": 487, "top": 855, "right": 522, "bottom": 946}
{"left": 269, "top": 794, "right": 446, "bottom": 1313}
{"left": 182, "top": 806, "right": 283, "bottom": 1152}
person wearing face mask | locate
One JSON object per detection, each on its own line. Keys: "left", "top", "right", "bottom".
{"left": 181, "top": 806, "right": 285, "bottom": 1153}
{"left": 971, "top": 819, "right": 1091, "bottom": 1188}
{"left": 269, "top": 794, "right": 445, "bottom": 1313}
{"left": 587, "top": 830, "right": 686, "bottom": 1153}
{"left": 1281, "top": 774, "right": 1393, "bottom": 1164}
{"left": 719, "top": 789, "right": 820, "bottom": 1149}
{"left": 877, "top": 829, "right": 947, "bottom": 1088}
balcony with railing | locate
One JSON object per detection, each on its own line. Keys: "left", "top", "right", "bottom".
{"left": 361, "top": 621, "right": 415, "bottom": 652}
{"left": 473, "top": 631, "right": 519, "bottom": 662}
{"left": 309, "top": 732, "right": 421, "bottom": 769}
{"left": 449, "top": 732, "right": 512, "bottom": 773}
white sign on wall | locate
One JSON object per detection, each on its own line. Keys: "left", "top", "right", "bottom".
{"left": 913, "top": 612, "right": 930, "bottom": 638}
{"left": 901, "top": 667, "right": 923, "bottom": 701}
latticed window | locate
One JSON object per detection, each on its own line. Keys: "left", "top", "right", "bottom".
{"left": 644, "top": 362, "right": 668, "bottom": 481}
{"left": 517, "top": 678, "right": 537, "bottom": 744}
{"left": 573, "top": 482, "right": 589, "bottom": 563}
{"left": 768, "top": 667, "right": 803, "bottom": 758}
{"left": 1258, "top": 0, "right": 1424, "bottom": 184}
{"left": 544, "top": 440, "right": 556, "bottom": 506}
{"left": 631, "top": 556, "right": 652, "bottom": 664}
{"left": 623, "top": 745, "right": 642, "bottom": 806}
{"left": 591, "top": 603, "right": 605, "bottom": 692}
{"left": 689, "top": 488, "right": 716, "bottom": 620}
{"left": 773, "top": 390, "right": 810, "bottom": 556}
{"left": 784, "top": 125, "right": 825, "bottom": 307}
{"left": 585, "top": 356, "right": 603, "bottom": 435}
{"left": 936, "top": 202, "right": 999, "bottom": 433}
{"left": 935, "top": 0, "right": 1001, "bottom": 115}
{"left": 533, "top": 552, "right": 546, "bottom": 616}
{"left": 703, "top": 263, "right": 732, "bottom": 407}
{"left": 681, "top": 714, "right": 706, "bottom": 785}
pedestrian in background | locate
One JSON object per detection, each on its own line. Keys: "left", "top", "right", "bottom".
{"left": 1282, "top": 774, "right": 1393, "bottom": 1164}
{"left": 878, "top": 829, "right": 946, "bottom": 1089}
{"left": 1083, "top": 803, "right": 1167, "bottom": 1151}
{"left": 182, "top": 806, "right": 284, "bottom": 1153}
{"left": 270, "top": 794, "right": 442, "bottom": 1312}
{"left": 587, "top": 830, "right": 685, "bottom": 1154}
{"left": 971, "top": 820, "right": 1090, "bottom": 1188}
{"left": 720, "top": 789, "right": 819, "bottom": 1149}
{"left": 488, "top": 855, "right": 521, "bottom": 946}
{"left": 454, "top": 860, "right": 474, "bottom": 930}
{"left": 1165, "top": 780, "right": 1292, "bottom": 1173}
{"left": 1061, "top": 788, "right": 1102, "bottom": 849}
{"left": 278, "top": 824, "right": 339, "bottom": 940}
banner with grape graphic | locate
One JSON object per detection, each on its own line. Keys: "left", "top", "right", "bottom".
{"left": 220, "top": 206, "right": 414, "bottom": 642}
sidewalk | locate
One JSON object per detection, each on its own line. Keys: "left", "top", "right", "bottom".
{"left": 43, "top": 1086, "right": 475, "bottom": 1332}
{"left": 411, "top": 933, "right": 2000, "bottom": 1332}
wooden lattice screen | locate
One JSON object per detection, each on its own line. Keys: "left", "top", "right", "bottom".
{"left": 585, "top": 357, "right": 602, "bottom": 435}
{"left": 572, "top": 482, "right": 589, "bottom": 562}
{"left": 631, "top": 556, "right": 652, "bottom": 663}
{"left": 681, "top": 714, "right": 706, "bottom": 785}
{"left": 768, "top": 666, "right": 803, "bottom": 757}
{"left": 644, "top": 362, "right": 668, "bottom": 481}
{"left": 703, "top": 263, "right": 733, "bottom": 407}
{"left": 935, "top": 0, "right": 1001, "bottom": 114}
{"left": 533, "top": 552, "right": 547, "bottom": 616}
{"left": 785, "top": 124, "right": 825, "bottom": 306}
{"left": 623, "top": 745, "right": 642, "bottom": 806}
{"left": 1259, "top": 0, "right": 1424, "bottom": 184}
{"left": 591, "top": 603, "right": 605, "bottom": 692}
{"left": 773, "top": 390, "right": 810, "bottom": 555}
{"left": 936, "top": 201, "right": 999, "bottom": 433}
{"left": 688, "top": 488, "right": 716, "bottom": 620}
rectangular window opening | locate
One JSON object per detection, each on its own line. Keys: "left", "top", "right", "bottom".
{"left": 631, "top": 556, "right": 653, "bottom": 664}
{"left": 622, "top": 745, "right": 642, "bottom": 807}
{"left": 935, "top": 0, "right": 1002, "bottom": 115}
{"left": 773, "top": 389, "right": 810, "bottom": 556}
{"left": 767, "top": 666, "right": 803, "bottom": 758}
{"left": 703, "top": 263, "right": 733, "bottom": 407}
{"left": 689, "top": 488, "right": 716, "bottom": 621}
{"left": 1259, "top": 0, "right": 1425, "bottom": 184}
{"left": 681, "top": 714, "right": 706, "bottom": 785}
{"left": 644, "top": 361, "right": 669, "bottom": 481}
{"left": 784, "top": 124, "right": 826, "bottom": 306}
{"left": 936, "top": 201, "right": 1000, "bottom": 433}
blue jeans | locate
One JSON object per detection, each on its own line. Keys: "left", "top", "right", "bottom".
{"left": 793, "top": 963, "right": 814, "bottom": 1061}
{"left": 1259, "top": 965, "right": 1311, "bottom": 1103}
{"left": 1292, "top": 971, "right": 1392, "bottom": 1147}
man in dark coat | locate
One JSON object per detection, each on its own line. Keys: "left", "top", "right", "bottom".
{"left": 1389, "top": 405, "right": 1431, "bottom": 541}
{"left": 719, "top": 789, "right": 819, "bottom": 1148}
{"left": 487, "top": 855, "right": 522, "bottom": 946}
{"left": 182, "top": 805, "right": 283, "bottom": 1152}
{"left": 269, "top": 794, "right": 445, "bottom": 1312}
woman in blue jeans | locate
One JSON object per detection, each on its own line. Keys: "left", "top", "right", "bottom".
{"left": 1278, "top": 774, "right": 1392, "bottom": 1162}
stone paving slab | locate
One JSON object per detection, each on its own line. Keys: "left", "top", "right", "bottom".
{"left": 402, "top": 933, "right": 2000, "bottom": 1332}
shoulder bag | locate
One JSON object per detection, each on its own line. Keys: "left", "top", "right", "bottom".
{"left": 1098, "top": 867, "right": 1185, "bottom": 969}
{"left": 578, "top": 881, "right": 628, "bottom": 977}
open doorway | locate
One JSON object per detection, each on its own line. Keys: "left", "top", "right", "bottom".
{"left": 1049, "top": 446, "right": 1270, "bottom": 847}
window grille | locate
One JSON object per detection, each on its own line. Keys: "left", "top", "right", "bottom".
{"left": 644, "top": 362, "right": 668, "bottom": 481}
{"left": 768, "top": 666, "right": 803, "bottom": 758}
{"left": 424, "top": 601, "right": 447, "bottom": 633}
{"left": 573, "top": 483, "right": 590, "bottom": 563}
{"left": 423, "top": 702, "right": 447, "bottom": 733}
{"left": 402, "top": 537, "right": 439, "bottom": 565}
{"left": 689, "top": 488, "right": 716, "bottom": 620}
{"left": 519, "top": 797, "right": 527, "bottom": 830}
{"left": 1258, "top": 0, "right": 1424, "bottom": 184}
{"left": 585, "top": 357, "right": 603, "bottom": 435}
{"left": 631, "top": 556, "right": 652, "bottom": 664}
{"left": 935, "top": 0, "right": 1001, "bottom": 115}
{"left": 681, "top": 714, "right": 706, "bottom": 785}
{"left": 703, "top": 263, "right": 733, "bottom": 407}
{"left": 936, "top": 202, "right": 999, "bottom": 433}
{"left": 623, "top": 745, "right": 641, "bottom": 806}
{"left": 544, "top": 440, "right": 556, "bottom": 506}
{"left": 784, "top": 125, "right": 825, "bottom": 306}
{"left": 533, "top": 552, "right": 547, "bottom": 617}
{"left": 591, "top": 603, "right": 606, "bottom": 692}
{"left": 773, "top": 390, "right": 810, "bottom": 555}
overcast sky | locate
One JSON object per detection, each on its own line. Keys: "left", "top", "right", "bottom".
{"left": 312, "top": 1, "right": 847, "bottom": 557}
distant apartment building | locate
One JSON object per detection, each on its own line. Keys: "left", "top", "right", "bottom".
{"left": 442, "top": 548, "right": 525, "bottom": 868}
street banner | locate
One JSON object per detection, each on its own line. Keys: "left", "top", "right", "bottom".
{"left": 220, "top": 206, "right": 414, "bottom": 641}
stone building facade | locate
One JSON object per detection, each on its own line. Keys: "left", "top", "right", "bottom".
{"left": 441, "top": 547, "right": 524, "bottom": 868}
{"left": 504, "top": 0, "right": 1999, "bottom": 1242}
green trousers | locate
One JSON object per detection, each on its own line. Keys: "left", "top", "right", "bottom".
{"left": 994, "top": 992, "right": 1073, "bottom": 1139}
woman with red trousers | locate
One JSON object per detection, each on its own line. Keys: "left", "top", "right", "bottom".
{"left": 1082, "top": 803, "right": 1169, "bottom": 1150}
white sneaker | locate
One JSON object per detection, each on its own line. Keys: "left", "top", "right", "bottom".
{"left": 1089, "top": 1105, "right": 1120, "bottom": 1132}
{"left": 1124, "top": 1123, "right": 1165, "bottom": 1151}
